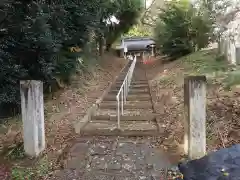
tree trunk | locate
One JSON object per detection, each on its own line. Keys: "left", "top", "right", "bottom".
{"left": 98, "top": 36, "right": 104, "bottom": 56}
{"left": 106, "top": 43, "right": 111, "bottom": 52}
{"left": 217, "top": 35, "right": 221, "bottom": 55}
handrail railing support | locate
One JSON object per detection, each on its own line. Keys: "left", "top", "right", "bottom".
{"left": 116, "top": 55, "right": 137, "bottom": 129}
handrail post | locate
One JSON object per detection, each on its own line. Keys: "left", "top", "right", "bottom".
{"left": 126, "top": 79, "right": 128, "bottom": 97}
{"left": 124, "top": 80, "right": 126, "bottom": 104}
{"left": 121, "top": 91, "right": 123, "bottom": 115}
{"left": 116, "top": 96, "right": 120, "bottom": 129}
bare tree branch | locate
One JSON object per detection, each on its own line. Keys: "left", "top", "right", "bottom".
{"left": 140, "top": 0, "right": 156, "bottom": 22}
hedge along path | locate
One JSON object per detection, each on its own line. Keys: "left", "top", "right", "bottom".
{"left": 49, "top": 56, "right": 173, "bottom": 180}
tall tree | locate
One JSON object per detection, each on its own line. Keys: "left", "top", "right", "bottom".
{"left": 154, "top": 0, "right": 211, "bottom": 58}
{"left": 0, "top": 0, "right": 142, "bottom": 115}
{"left": 194, "top": 0, "right": 240, "bottom": 51}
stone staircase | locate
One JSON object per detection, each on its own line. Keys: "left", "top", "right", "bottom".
{"left": 79, "top": 61, "right": 159, "bottom": 136}
{"left": 52, "top": 59, "right": 172, "bottom": 180}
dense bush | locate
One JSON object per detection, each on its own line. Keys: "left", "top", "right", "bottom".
{"left": 124, "top": 24, "right": 152, "bottom": 37}
{"left": 104, "top": 0, "right": 142, "bottom": 50}
{"left": 0, "top": 0, "right": 142, "bottom": 116}
{"left": 154, "top": 0, "right": 211, "bottom": 59}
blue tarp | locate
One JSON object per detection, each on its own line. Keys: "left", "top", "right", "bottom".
{"left": 178, "top": 144, "right": 240, "bottom": 180}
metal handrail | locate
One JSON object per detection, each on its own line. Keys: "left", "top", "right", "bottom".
{"left": 116, "top": 55, "right": 137, "bottom": 129}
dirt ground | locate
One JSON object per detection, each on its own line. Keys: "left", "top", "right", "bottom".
{"left": 146, "top": 49, "right": 240, "bottom": 162}
{"left": 0, "top": 53, "right": 127, "bottom": 179}
{"left": 145, "top": 58, "right": 185, "bottom": 164}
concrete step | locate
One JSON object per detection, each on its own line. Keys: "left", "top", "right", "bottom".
{"left": 115, "top": 81, "right": 148, "bottom": 85}
{"left": 108, "top": 90, "right": 149, "bottom": 95}
{"left": 113, "top": 84, "right": 149, "bottom": 89}
{"left": 110, "top": 89, "right": 149, "bottom": 93}
{"left": 131, "top": 80, "right": 148, "bottom": 83}
{"left": 94, "top": 109, "right": 153, "bottom": 116}
{"left": 111, "top": 87, "right": 149, "bottom": 92}
{"left": 117, "top": 77, "right": 147, "bottom": 80}
{"left": 116, "top": 79, "right": 147, "bottom": 82}
{"left": 103, "top": 94, "right": 151, "bottom": 101}
{"left": 91, "top": 114, "right": 156, "bottom": 121}
{"left": 99, "top": 101, "right": 152, "bottom": 109}
{"left": 115, "top": 79, "right": 148, "bottom": 82}
{"left": 80, "top": 120, "right": 159, "bottom": 136}
{"left": 116, "top": 78, "right": 148, "bottom": 84}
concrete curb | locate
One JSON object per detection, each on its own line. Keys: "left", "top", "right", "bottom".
{"left": 74, "top": 104, "right": 97, "bottom": 134}
{"left": 74, "top": 59, "right": 130, "bottom": 134}
{"left": 144, "top": 64, "right": 163, "bottom": 133}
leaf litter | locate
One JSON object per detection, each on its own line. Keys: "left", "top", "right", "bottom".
{"left": 147, "top": 51, "right": 240, "bottom": 168}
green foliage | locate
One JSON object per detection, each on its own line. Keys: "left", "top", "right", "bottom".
{"left": 194, "top": 0, "right": 233, "bottom": 40}
{"left": 154, "top": 0, "right": 211, "bottom": 58}
{"left": 124, "top": 25, "right": 151, "bottom": 37}
{"left": 3, "top": 142, "right": 25, "bottom": 160}
{"left": 53, "top": 50, "right": 82, "bottom": 83}
{"left": 104, "top": 0, "right": 142, "bottom": 49}
{"left": 223, "top": 69, "right": 240, "bottom": 90}
{"left": 0, "top": 0, "right": 141, "bottom": 113}
{"left": 11, "top": 167, "right": 32, "bottom": 180}
{"left": 180, "top": 49, "right": 230, "bottom": 74}
{"left": 190, "top": 13, "right": 212, "bottom": 50}
{"left": 11, "top": 156, "right": 50, "bottom": 179}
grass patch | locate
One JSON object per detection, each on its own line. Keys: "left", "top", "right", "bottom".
{"left": 159, "top": 75, "right": 175, "bottom": 84}
{"left": 3, "top": 142, "right": 25, "bottom": 160}
{"left": 175, "top": 49, "right": 240, "bottom": 89}
{"left": 11, "top": 167, "right": 33, "bottom": 180}
{"left": 152, "top": 74, "right": 178, "bottom": 88}
{"left": 222, "top": 69, "right": 240, "bottom": 90}
{"left": 179, "top": 49, "right": 231, "bottom": 75}
{"left": 11, "top": 155, "right": 51, "bottom": 180}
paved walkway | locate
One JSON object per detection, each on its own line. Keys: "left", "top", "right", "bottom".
{"left": 51, "top": 136, "right": 170, "bottom": 179}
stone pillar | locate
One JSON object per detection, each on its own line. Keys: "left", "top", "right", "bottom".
{"left": 236, "top": 46, "right": 240, "bottom": 65}
{"left": 124, "top": 46, "right": 128, "bottom": 59}
{"left": 150, "top": 44, "right": 156, "bottom": 57}
{"left": 184, "top": 76, "right": 206, "bottom": 159}
{"left": 20, "top": 80, "right": 45, "bottom": 157}
{"left": 120, "top": 49, "right": 124, "bottom": 58}
{"left": 231, "top": 40, "right": 236, "bottom": 65}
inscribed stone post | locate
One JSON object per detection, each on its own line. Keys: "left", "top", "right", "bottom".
{"left": 184, "top": 76, "right": 206, "bottom": 159}
{"left": 20, "top": 80, "right": 45, "bottom": 157}
{"left": 236, "top": 46, "right": 240, "bottom": 64}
